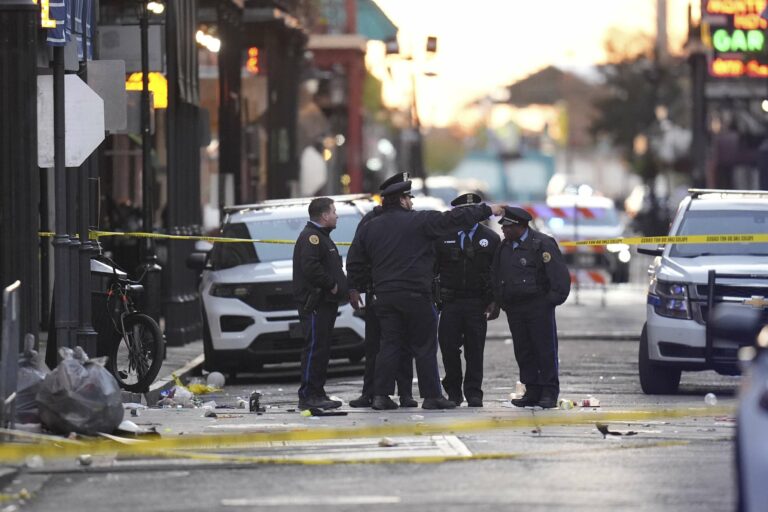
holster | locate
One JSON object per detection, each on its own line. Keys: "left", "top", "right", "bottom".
{"left": 302, "top": 288, "right": 323, "bottom": 313}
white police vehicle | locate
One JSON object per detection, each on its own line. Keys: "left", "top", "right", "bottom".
{"left": 638, "top": 189, "right": 768, "bottom": 394}
{"left": 189, "top": 195, "right": 372, "bottom": 376}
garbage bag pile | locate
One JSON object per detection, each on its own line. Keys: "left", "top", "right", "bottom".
{"left": 36, "top": 347, "right": 124, "bottom": 435}
{"left": 15, "top": 348, "right": 49, "bottom": 424}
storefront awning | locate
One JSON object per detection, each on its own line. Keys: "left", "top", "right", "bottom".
{"left": 357, "top": 0, "right": 397, "bottom": 41}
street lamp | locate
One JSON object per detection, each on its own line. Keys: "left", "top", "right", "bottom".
{"left": 138, "top": 0, "right": 164, "bottom": 321}
{"left": 385, "top": 36, "right": 438, "bottom": 187}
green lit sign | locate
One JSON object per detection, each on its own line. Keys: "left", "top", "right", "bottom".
{"left": 712, "top": 28, "right": 765, "bottom": 52}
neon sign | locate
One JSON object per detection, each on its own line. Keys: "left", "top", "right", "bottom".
{"left": 125, "top": 72, "right": 168, "bottom": 109}
{"left": 33, "top": 0, "right": 57, "bottom": 29}
{"left": 703, "top": 0, "right": 768, "bottom": 78}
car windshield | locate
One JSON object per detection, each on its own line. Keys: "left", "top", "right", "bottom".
{"left": 210, "top": 213, "right": 360, "bottom": 268}
{"left": 670, "top": 209, "right": 768, "bottom": 257}
{"left": 546, "top": 207, "right": 620, "bottom": 228}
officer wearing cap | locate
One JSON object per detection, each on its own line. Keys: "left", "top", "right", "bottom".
{"left": 491, "top": 206, "right": 570, "bottom": 409}
{"left": 434, "top": 193, "right": 500, "bottom": 407}
{"left": 292, "top": 197, "right": 348, "bottom": 411}
{"left": 347, "top": 180, "right": 504, "bottom": 410}
{"left": 347, "top": 172, "right": 415, "bottom": 408}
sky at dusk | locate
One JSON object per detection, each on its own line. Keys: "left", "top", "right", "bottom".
{"left": 367, "top": 0, "right": 693, "bottom": 127}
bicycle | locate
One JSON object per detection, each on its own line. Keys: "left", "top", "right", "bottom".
{"left": 102, "top": 258, "right": 165, "bottom": 392}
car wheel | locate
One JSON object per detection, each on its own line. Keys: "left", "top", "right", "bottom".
{"left": 638, "top": 324, "right": 681, "bottom": 394}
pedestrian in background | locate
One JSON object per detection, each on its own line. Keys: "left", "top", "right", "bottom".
{"left": 348, "top": 172, "right": 416, "bottom": 408}
{"left": 292, "top": 197, "right": 348, "bottom": 410}
{"left": 434, "top": 193, "right": 501, "bottom": 407}
{"left": 347, "top": 179, "right": 504, "bottom": 410}
{"left": 491, "top": 206, "right": 570, "bottom": 409}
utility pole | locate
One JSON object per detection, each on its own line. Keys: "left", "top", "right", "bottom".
{"left": 0, "top": 0, "right": 40, "bottom": 346}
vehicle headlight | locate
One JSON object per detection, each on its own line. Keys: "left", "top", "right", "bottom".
{"left": 647, "top": 279, "right": 690, "bottom": 319}
{"left": 210, "top": 283, "right": 252, "bottom": 298}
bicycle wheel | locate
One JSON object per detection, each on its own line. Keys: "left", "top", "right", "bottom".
{"left": 108, "top": 313, "right": 165, "bottom": 392}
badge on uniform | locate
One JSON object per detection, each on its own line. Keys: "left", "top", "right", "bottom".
{"left": 542, "top": 252, "right": 551, "bottom": 263}
{"left": 479, "top": 239, "right": 488, "bottom": 247}
{"left": 520, "top": 257, "right": 527, "bottom": 266}
{"left": 309, "top": 235, "right": 320, "bottom": 245}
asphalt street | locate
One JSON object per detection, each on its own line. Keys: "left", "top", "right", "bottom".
{"left": 4, "top": 286, "right": 741, "bottom": 512}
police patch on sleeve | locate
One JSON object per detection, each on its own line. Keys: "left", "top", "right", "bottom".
{"left": 309, "top": 235, "right": 320, "bottom": 245}
{"left": 479, "top": 239, "right": 489, "bottom": 247}
{"left": 542, "top": 251, "right": 552, "bottom": 263}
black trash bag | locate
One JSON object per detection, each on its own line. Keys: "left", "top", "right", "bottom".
{"left": 37, "top": 347, "right": 124, "bottom": 435}
{"left": 15, "top": 348, "right": 49, "bottom": 424}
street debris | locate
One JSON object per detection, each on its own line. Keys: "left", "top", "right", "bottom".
{"left": 378, "top": 437, "right": 398, "bottom": 447}
{"left": 410, "top": 415, "right": 425, "bottom": 421}
{"left": 24, "top": 455, "right": 44, "bottom": 469}
{"left": 300, "top": 408, "right": 348, "bottom": 417}
{"left": 509, "top": 381, "right": 526, "bottom": 400}
{"left": 237, "top": 398, "right": 248, "bottom": 409}
{"left": 558, "top": 399, "right": 575, "bottom": 410}
{"left": 249, "top": 392, "right": 265, "bottom": 412}
{"left": 596, "top": 423, "right": 638, "bottom": 438}
{"left": 704, "top": 393, "right": 718, "bottom": 406}
{"left": 206, "top": 371, "right": 226, "bottom": 388}
{"left": 580, "top": 396, "right": 600, "bottom": 407}
{"left": 203, "top": 409, "right": 217, "bottom": 418}
{"left": 15, "top": 345, "right": 48, "bottom": 424}
{"left": 77, "top": 454, "right": 92, "bottom": 466}
{"left": 36, "top": 347, "right": 124, "bottom": 436}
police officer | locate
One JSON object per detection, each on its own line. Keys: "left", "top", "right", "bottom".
{"left": 348, "top": 172, "right": 415, "bottom": 409}
{"left": 491, "top": 206, "right": 570, "bottom": 409}
{"left": 434, "top": 193, "right": 501, "bottom": 407}
{"left": 293, "top": 197, "right": 348, "bottom": 410}
{"left": 347, "top": 180, "right": 504, "bottom": 410}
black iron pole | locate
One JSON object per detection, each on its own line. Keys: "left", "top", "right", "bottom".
{"left": 52, "top": 46, "right": 73, "bottom": 351}
{"left": 0, "top": 0, "right": 40, "bottom": 347}
{"left": 139, "top": 2, "right": 162, "bottom": 321}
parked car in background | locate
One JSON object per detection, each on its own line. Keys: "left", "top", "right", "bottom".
{"left": 188, "top": 195, "right": 372, "bottom": 377}
{"left": 638, "top": 189, "right": 768, "bottom": 394}
{"left": 410, "top": 175, "right": 488, "bottom": 205}
{"left": 536, "top": 194, "right": 631, "bottom": 283}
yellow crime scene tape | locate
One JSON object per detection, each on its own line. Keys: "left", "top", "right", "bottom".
{"left": 38, "top": 230, "right": 768, "bottom": 248}
{"left": 0, "top": 406, "right": 733, "bottom": 464}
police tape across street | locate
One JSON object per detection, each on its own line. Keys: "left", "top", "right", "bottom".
{"left": 0, "top": 405, "right": 735, "bottom": 464}
{"left": 37, "top": 230, "right": 768, "bottom": 247}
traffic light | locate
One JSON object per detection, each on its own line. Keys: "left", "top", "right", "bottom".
{"left": 246, "top": 47, "right": 261, "bottom": 75}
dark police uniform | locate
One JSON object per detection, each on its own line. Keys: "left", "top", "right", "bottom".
{"left": 348, "top": 203, "right": 414, "bottom": 406}
{"left": 491, "top": 207, "right": 570, "bottom": 407}
{"left": 293, "top": 221, "right": 348, "bottom": 405}
{"left": 434, "top": 194, "right": 500, "bottom": 406}
{"left": 347, "top": 182, "right": 493, "bottom": 406}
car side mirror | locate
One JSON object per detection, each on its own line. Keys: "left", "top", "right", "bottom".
{"left": 637, "top": 246, "right": 664, "bottom": 257}
{"left": 186, "top": 252, "right": 209, "bottom": 272}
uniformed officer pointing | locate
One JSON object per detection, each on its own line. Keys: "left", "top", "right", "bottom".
{"left": 434, "top": 193, "right": 500, "bottom": 407}
{"left": 292, "top": 197, "right": 348, "bottom": 410}
{"left": 491, "top": 206, "right": 570, "bottom": 409}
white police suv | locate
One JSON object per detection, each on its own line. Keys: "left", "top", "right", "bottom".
{"left": 638, "top": 189, "right": 768, "bottom": 394}
{"left": 189, "top": 195, "right": 371, "bottom": 376}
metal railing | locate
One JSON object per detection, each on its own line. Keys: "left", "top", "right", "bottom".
{"left": 0, "top": 280, "right": 20, "bottom": 428}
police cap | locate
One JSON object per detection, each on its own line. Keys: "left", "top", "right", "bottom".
{"left": 498, "top": 206, "right": 533, "bottom": 225}
{"left": 378, "top": 172, "right": 410, "bottom": 191}
{"left": 381, "top": 180, "right": 413, "bottom": 197}
{"left": 450, "top": 192, "right": 484, "bottom": 207}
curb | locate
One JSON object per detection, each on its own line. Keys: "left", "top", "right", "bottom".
{"left": 143, "top": 354, "right": 205, "bottom": 406}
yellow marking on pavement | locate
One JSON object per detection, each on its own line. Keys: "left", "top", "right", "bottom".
{"left": 0, "top": 406, "right": 732, "bottom": 463}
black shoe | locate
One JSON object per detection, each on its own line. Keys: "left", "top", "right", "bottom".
{"left": 422, "top": 396, "right": 457, "bottom": 410}
{"left": 298, "top": 397, "right": 342, "bottom": 410}
{"left": 447, "top": 394, "right": 463, "bottom": 407}
{"left": 372, "top": 395, "right": 398, "bottom": 410}
{"left": 511, "top": 391, "right": 541, "bottom": 408}
{"left": 349, "top": 395, "right": 373, "bottom": 408}
{"left": 466, "top": 397, "right": 483, "bottom": 408}
{"left": 537, "top": 390, "right": 558, "bottom": 409}
{"left": 399, "top": 396, "right": 418, "bottom": 408}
